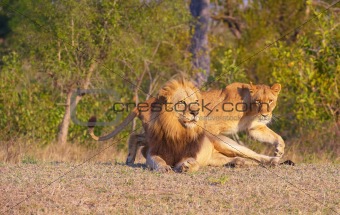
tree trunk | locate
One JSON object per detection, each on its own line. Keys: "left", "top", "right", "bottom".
{"left": 58, "top": 91, "right": 73, "bottom": 146}
{"left": 57, "top": 62, "right": 97, "bottom": 145}
{"left": 131, "top": 69, "right": 146, "bottom": 131}
{"left": 190, "top": 0, "right": 210, "bottom": 87}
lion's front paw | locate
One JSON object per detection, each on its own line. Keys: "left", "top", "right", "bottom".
{"left": 156, "top": 165, "right": 173, "bottom": 173}
{"left": 225, "top": 157, "right": 246, "bottom": 168}
{"left": 174, "top": 158, "right": 199, "bottom": 173}
{"left": 125, "top": 154, "right": 135, "bottom": 166}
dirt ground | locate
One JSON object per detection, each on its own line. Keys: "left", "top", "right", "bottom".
{"left": 0, "top": 162, "right": 339, "bottom": 214}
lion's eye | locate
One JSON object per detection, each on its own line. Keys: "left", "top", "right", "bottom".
{"left": 255, "top": 100, "right": 261, "bottom": 104}
{"left": 269, "top": 99, "right": 273, "bottom": 104}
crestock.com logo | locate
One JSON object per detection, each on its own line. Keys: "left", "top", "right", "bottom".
{"left": 70, "top": 89, "right": 123, "bottom": 127}
{"left": 71, "top": 89, "right": 272, "bottom": 126}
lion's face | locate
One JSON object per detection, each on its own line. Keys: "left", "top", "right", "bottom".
{"left": 158, "top": 80, "right": 201, "bottom": 129}
{"left": 249, "top": 83, "right": 281, "bottom": 123}
{"left": 172, "top": 87, "right": 200, "bottom": 128}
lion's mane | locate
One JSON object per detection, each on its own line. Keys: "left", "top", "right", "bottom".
{"left": 147, "top": 79, "right": 204, "bottom": 166}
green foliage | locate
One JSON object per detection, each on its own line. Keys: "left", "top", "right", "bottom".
{"left": 269, "top": 9, "right": 339, "bottom": 133}
{"left": 0, "top": 0, "right": 191, "bottom": 145}
{"left": 211, "top": 49, "right": 247, "bottom": 88}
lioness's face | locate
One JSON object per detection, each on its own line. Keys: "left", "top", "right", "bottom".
{"left": 172, "top": 86, "right": 201, "bottom": 128}
{"left": 250, "top": 84, "right": 281, "bottom": 123}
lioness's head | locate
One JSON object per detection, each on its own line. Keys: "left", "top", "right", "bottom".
{"left": 249, "top": 83, "right": 281, "bottom": 123}
{"left": 158, "top": 79, "right": 201, "bottom": 129}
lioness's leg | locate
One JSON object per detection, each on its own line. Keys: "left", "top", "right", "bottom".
{"left": 248, "top": 125, "right": 285, "bottom": 157}
{"left": 146, "top": 153, "right": 172, "bottom": 173}
{"left": 174, "top": 157, "right": 200, "bottom": 173}
{"left": 210, "top": 135, "right": 279, "bottom": 165}
{"left": 126, "top": 133, "right": 146, "bottom": 165}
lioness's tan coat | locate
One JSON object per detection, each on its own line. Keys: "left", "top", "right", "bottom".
{"left": 200, "top": 82, "right": 284, "bottom": 157}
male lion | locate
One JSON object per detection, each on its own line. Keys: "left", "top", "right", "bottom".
{"left": 89, "top": 79, "right": 279, "bottom": 172}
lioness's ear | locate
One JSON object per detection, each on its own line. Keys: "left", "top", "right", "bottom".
{"left": 271, "top": 83, "right": 281, "bottom": 94}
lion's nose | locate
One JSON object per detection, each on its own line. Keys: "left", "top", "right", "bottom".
{"left": 190, "top": 110, "right": 199, "bottom": 116}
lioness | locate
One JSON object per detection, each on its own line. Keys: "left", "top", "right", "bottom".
{"left": 89, "top": 79, "right": 279, "bottom": 172}
{"left": 199, "top": 82, "right": 284, "bottom": 157}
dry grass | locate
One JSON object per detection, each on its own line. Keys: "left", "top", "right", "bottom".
{"left": 0, "top": 162, "right": 339, "bottom": 214}
{"left": 1, "top": 136, "right": 339, "bottom": 165}
{"left": 1, "top": 122, "right": 339, "bottom": 164}
{"left": 0, "top": 139, "right": 127, "bottom": 164}
{"left": 0, "top": 133, "right": 339, "bottom": 214}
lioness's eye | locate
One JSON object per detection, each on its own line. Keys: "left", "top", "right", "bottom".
{"left": 269, "top": 99, "right": 273, "bottom": 104}
{"left": 255, "top": 100, "right": 260, "bottom": 104}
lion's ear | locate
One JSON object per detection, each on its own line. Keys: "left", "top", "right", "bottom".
{"left": 271, "top": 83, "right": 281, "bottom": 94}
{"left": 158, "top": 88, "right": 170, "bottom": 103}
{"left": 249, "top": 82, "right": 256, "bottom": 95}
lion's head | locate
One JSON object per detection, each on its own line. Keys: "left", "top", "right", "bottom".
{"left": 147, "top": 79, "right": 205, "bottom": 166}
{"left": 249, "top": 83, "right": 281, "bottom": 123}
{"left": 149, "top": 79, "right": 202, "bottom": 142}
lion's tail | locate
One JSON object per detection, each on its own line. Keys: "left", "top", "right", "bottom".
{"left": 88, "top": 109, "right": 138, "bottom": 141}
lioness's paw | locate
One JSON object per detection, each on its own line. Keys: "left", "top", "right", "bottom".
{"left": 156, "top": 165, "right": 173, "bottom": 173}
{"left": 274, "top": 149, "right": 284, "bottom": 158}
{"left": 274, "top": 143, "right": 285, "bottom": 157}
{"left": 174, "top": 158, "right": 199, "bottom": 173}
{"left": 268, "top": 157, "right": 280, "bottom": 166}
